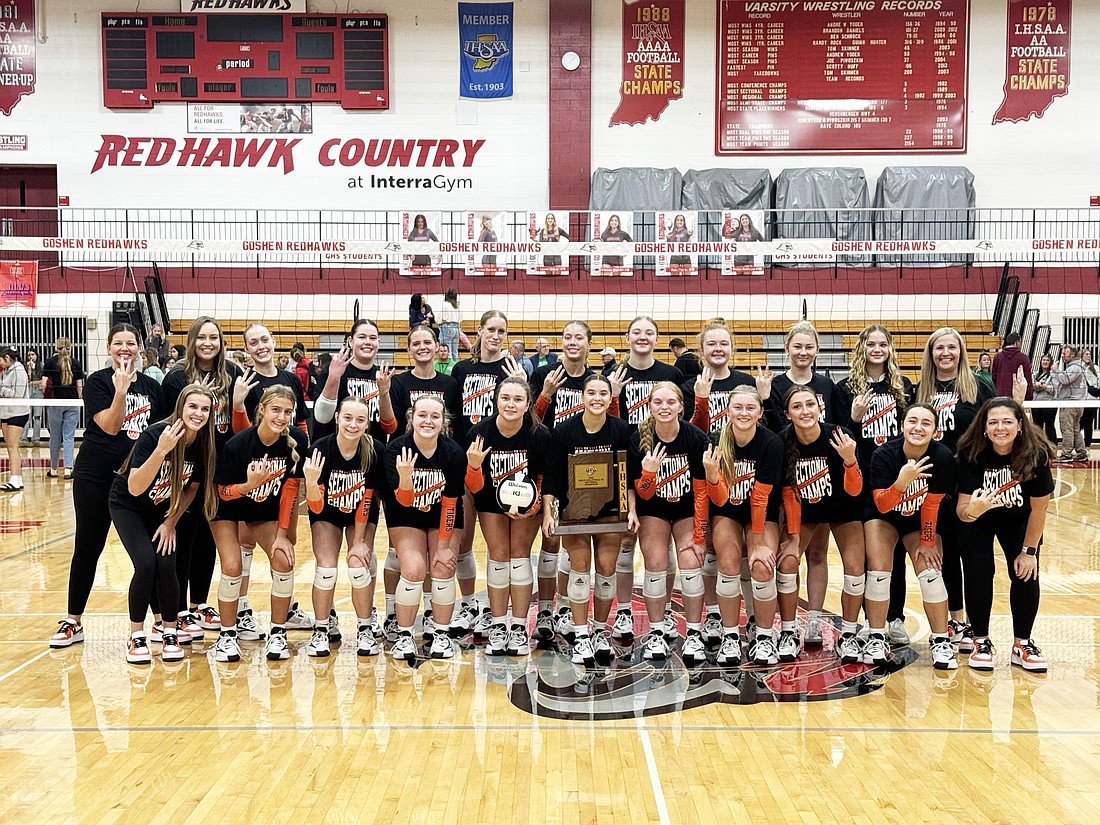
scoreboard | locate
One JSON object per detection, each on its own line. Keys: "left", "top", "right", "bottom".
{"left": 101, "top": 13, "right": 389, "bottom": 110}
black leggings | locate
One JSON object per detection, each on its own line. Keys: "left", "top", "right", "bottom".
{"left": 111, "top": 503, "right": 179, "bottom": 625}
{"left": 939, "top": 504, "right": 965, "bottom": 614}
{"left": 961, "top": 516, "right": 1040, "bottom": 639}
{"left": 174, "top": 511, "right": 217, "bottom": 607}
{"left": 886, "top": 540, "right": 908, "bottom": 622}
{"left": 1032, "top": 407, "right": 1057, "bottom": 443}
{"left": 67, "top": 475, "right": 115, "bottom": 616}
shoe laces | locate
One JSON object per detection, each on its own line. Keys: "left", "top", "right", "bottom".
{"left": 974, "top": 638, "right": 994, "bottom": 655}
{"left": 57, "top": 618, "right": 78, "bottom": 632}
{"left": 1017, "top": 639, "right": 1042, "bottom": 657}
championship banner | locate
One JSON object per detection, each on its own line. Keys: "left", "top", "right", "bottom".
{"left": 0, "top": 0, "right": 36, "bottom": 116}
{"left": 993, "top": 0, "right": 1071, "bottom": 124}
{"left": 610, "top": 0, "right": 684, "bottom": 126}
{"left": 459, "top": 3, "right": 513, "bottom": 99}
{"left": 0, "top": 260, "right": 37, "bottom": 309}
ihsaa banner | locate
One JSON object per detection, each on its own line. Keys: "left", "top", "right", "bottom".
{"left": 459, "top": 2, "right": 513, "bottom": 99}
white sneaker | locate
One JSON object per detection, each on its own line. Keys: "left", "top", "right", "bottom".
{"left": 390, "top": 632, "right": 416, "bottom": 663}
{"left": 367, "top": 609, "right": 384, "bottom": 641}
{"left": 150, "top": 622, "right": 191, "bottom": 645}
{"left": 428, "top": 633, "right": 455, "bottom": 659}
{"left": 236, "top": 609, "right": 266, "bottom": 641}
{"left": 611, "top": 609, "right": 635, "bottom": 641}
{"left": 777, "top": 629, "right": 800, "bottom": 662}
{"left": 716, "top": 633, "right": 743, "bottom": 666}
{"left": 745, "top": 618, "right": 758, "bottom": 644}
{"left": 451, "top": 601, "right": 478, "bottom": 633}
{"left": 662, "top": 606, "right": 680, "bottom": 639}
{"left": 357, "top": 624, "right": 381, "bottom": 656}
{"left": 681, "top": 630, "right": 707, "bottom": 665}
{"left": 472, "top": 607, "right": 493, "bottom": 635}
{"left": 178, "top": 613, "right": 203, "bottom": 642}
{"left": 327, "top": 609, "right": 342, "bottom": 641}
{"left": 265, "top": 628, "right": 290, "bottom": 661}
{"left": 195, "top": 604, "right": 221, "bottom": 631}
{"left": 804, "top": 615, "right": 823, "bottom": 646}
{"left": 284, "top": 602, "right": 313, "bottom": 629}
{"left": 930, "top": 637, "right": 958, "bottom": 670}
{"left": 861, "top": 633, "right": 891, "bottom": 666}
{"left": 642, "top": 630, "right": 671, "bottom": 662}
{"left": 160, "top": 633, "right": 185, "bottom": 662}
{"left": 571, "top": 635, "right": 595, "bottom": 666}
{"left": 126, "top": 634, "right": 152, "bottom": 665}
{"left": 382, "top": 613, "right": 400, "bottom": 643}
{"left": 555, "top": 608, "right": 577, "bottom": 642}
{"left": 213, "top": 631, "right": 241, "bottom": 662}
{"left": 888, "top": 618, "right": 910, "bottom": 646}
{"left": 591, "top": 629, "right": 613, "bottom": 664}
{"left": 701, "top": 612, "right": 724, "bottom": 645}
{"left": 533, "top": 610, "right": 555, "bottom": 641}
{"left": 307, "top": 626, "right": 331, "bottom": 657}
{"left": 507, "top": 627, "right": 531, "bottom": 656}
{"left": 750, "top": 634, "right": 780, "bottom": 666}
{"left": 837, "top": 632, "right": 862, "bottom": 664}
{"left": 422, "top": 609, "right": 436, "bottom": 640}
{"left": 485, "top": 624, "right": 509, "bottom": 655}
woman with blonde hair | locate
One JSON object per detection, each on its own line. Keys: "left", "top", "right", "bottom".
{"left": 41, "top": 337, "right": 85, "bottom": 479}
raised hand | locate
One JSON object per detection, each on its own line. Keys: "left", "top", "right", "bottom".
{"left": 245, "top": 453, "right": 270, "bottom": 488}
{"left": 702, "top": 443, "right": 720, "bottom": 481}
{"left": 850, "top": 392, "right": 873, "bottom": 424}
{"left": 232, "top": 367, "right": 259, "bottom": 410}
{"left": 694, "top": 365, "right": 715, "bottom": 399}
{"left": 155, "top": 419, "right": 187, "bottom": 456}
{"left": 967, "top": 486, "right": 1006, "bottom": 517}
{"left": 642, "top": 442, "right": 667, "bottom": 474}
{"left": 375, "top": 362, "right": 393, "bottom": 395}
{"left": 466, "top": 435, "right": 489, "bottom": 468}
{"left": 829, "top": 428, "right": 858, "bottom": 466}
{"left": 895, "top": 455, "right": 932, "bottom": 490}
{"left": 303, "top": 451, "right": 325, "bottom": 487}
{"left": 755, "top": 365, "right": 774, "bottom": 400}
{"left": 396, "top": 446, "right": 416, "bottom": 480}
{"left": 328, "top": 345, "right": 352, "bottom": 381}
{"left": 113, "top": 355, "right": 136, "bottom": 394}
{"left": 541, "top": 365, "right": 566, "bottom": 398}
{"left": 502, "top": 353, "right": 528, "bottom": 380}
{"left": 608, "top": 364, "right": 630, "bottom": 397}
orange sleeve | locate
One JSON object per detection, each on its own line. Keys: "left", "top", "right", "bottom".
{"left": 278, "top": 478, "right": 300, "bottom": 529}
{"left": 354, "top": 490, "right": 374, "bottom": 525}
{"left": 873, "top": 486, "right": 903, "bottom": 513}
{"left": 709, "top": 472, "right": 730, "bottom": 506}
{"left": 843, "top": 462, "right": 863, "bottom": 496}
{"left": 691, "top": 397, "right": 710, "bottom": 432}
{"left": 692, "top": 479, "right": 709, "bottom": 545}
{"left": 465, "top": 465, "right": 485, "bottom": 493}
{"left": 297, "top": 421, "right": 309, "bottom": 435}
{"left": 634, "top": 469, "right": 657, "bottom": 499}
{"left": 609, "top": 397, "right": 620, "bottom": 418}
{"left": 438, "top": 496, "right": 458, "bottom": 542}
{"left": 782, "top": 487, "right": 802, "bottom": 535}
{"left": 307, "top": 485, "right": 326, "bottom": 514}
{"left": 534, "top": 394, "right": 551, "bottom": 422}
{"left": 232, "top": 409, "right": 251, "bottom": 432}
{"left": 750, "top": 482, "right": 773, "bottom": 535}
{"left": 396, "top": 486, "right": 415, "bottom": 507}
{"left": 379, "top": 416, "right": 397, "bottom": 435}
{"left": 218, "top": 484, "right": 244, "bottom": 501}
{"left": 919, "top": 492, "right": 944, "bottom": 547}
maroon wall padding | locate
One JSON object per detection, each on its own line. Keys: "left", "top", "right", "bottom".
{"left": 547, "top": 1, "right": 591, "bottom": 210}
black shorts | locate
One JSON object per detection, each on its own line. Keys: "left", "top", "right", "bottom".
{"left": 308, "top": 493, "right": 381, "bottom": 528}
{"left": 865, "top": 510, "right": 922, "bottom": 538}
{"left": 2, "top": 415, "right": 29, "bottom": 428}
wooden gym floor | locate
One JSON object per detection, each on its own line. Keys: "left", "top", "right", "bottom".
{"left": 1, "top": 447, "right": 1099, "bottom": 824}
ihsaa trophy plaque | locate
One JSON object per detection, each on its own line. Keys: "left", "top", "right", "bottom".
{"left": 552, "top": 450, "right": 630, "bottom": 534}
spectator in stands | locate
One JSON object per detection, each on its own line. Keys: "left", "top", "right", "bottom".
{"left": 276, "top": 355, "right": 290, "bottom": 371}
{"left": 147, "top": 324, "right": 170, "bottom": 365}
{"left": 438, "top": 289, "right": 463, "bottom": 362}
{"left": 170, "top": 344, "right": 185, "bottom": 363}
{"left": 974, "top": 350, "right": 994, "bottom": 388}
{"left": 41, "top": 337, "right": 84, "bottom": 479}
{"left": 23, "top": 348, "right": 43, "bottom": 445}
{"left": 509, "top": 340, "right": 534, "bottom": 377}
{"left": 409, "top": 293, "right": 435, "bottom": 331}
{"left": 1081, "top": 348, "right": 1099, "bottom": 449}
{"left": 229, "top": 350, "right": 251, "bottom": 369}
{"left": 1051, "top": 344, "right": 1088, "bottom": 462}
{"left": 599, "top": 346, "right": 617, "bottom": 376}
{"left": 670, "top": 337, "right": 701, "bottom": 380}
{"left": 531, "top": 337, "right": 557, "bottom": 371}
{"left": 435, "top": 342, "right": 456, "bottom": 376}
{"left": 142, "top": 347, "right": 165, "bottom": 384}
{"left": 1031, "top": 354, "right": 1057, "bottom": 442}
{"left": 992, "top": 333, "right": 1032, "bottom": 399}
{"left": 291, "top": 346, "right": 317, "bottom": 401}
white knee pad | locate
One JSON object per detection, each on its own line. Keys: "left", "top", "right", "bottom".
{"left": 751, "top": 576, "right": 778, "bottom": 601}
{"left": 384, "top": 547, "right": 401, "bottom": 574}
{"left": 702, "top": 551, "right": 717, "bottom": 577}
{"left": 456, "top": 550, "right": 477, "bottom": 580}
{"left": 313, "top": 566, "right": 337, "bottom": 591}
{"left": 217, "top": 573, "right": 243, "bottom": 602}
{"left": 616, "top": 543, "right": 635, "bottom": 575}
{"left": 716, "top": 572, "right": 740, "bottom": 598}
{"left": 240, "top": 545, "right": 254, "bottom": 576}
{"left": 643, "top": 570, "right": 666, "bottom": 600}
{"left": 537, "top": 550, "right": 558, "bottom": 579}
{"left": 594, "top": 573, "right": 615, "bottom": 601}
{"left": 486, "top": 559, "right": 510, "bottom": 589}
{"left": 396, "top": 576, "right": 422, "bottom": 607}
{"left": 568, "top": 571, "right": 591, "bottom": 604}
{"left": 510, "top": 557, "right": 534, "bottom": 587}
{"left": 271, "top": 569, "right": 294, "bottom": 599}
{"left": 557, "top": 551, "right": 571, "bottom": 575}
{"left": 917, "top": 566, "right": 948, "bottom": 604}
{"left": 776, "top": 570, "right": 799, "bottom": 595}
{"left": 865, "top": 570, "right": 891, "bottom": 602}
{"left": 347, "top": 566, "right": 372, "bottom": 590}
{"left": 842, "top": 574, "right": 866, "bottom": 598}
{"left": 431, "top": 576, "right": 457, "bottom": 607}
{"left": 679, "top": 567, "right": 705, "bottom": 598}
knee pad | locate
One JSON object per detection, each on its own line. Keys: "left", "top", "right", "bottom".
{"left": 217, "top": 573, "right": 243, "bottom": 602}
{"left": 594, "top": 573, "right": 615, "bottom": 601}
{"left": 865, "top": 570, "right": 891, "bottom": 602}
{"left": 616, "top": 543, "right": 635, "bottom": 575}
{"left": 716, "top": 572, "right": 740, "bottom": 598}
{"left": 643, "top": 570, "right": 666, "bottom": 600}
{"left": 917, "top": 566, "right": 948, "bottom": 604}
{"left": 679, "top": 567, "right": 705, "bottom": 598}
{"left": 557, "top": 551, "right": 571, "bottom": 575}
{"left": 347, "top": 565, "right": 372, "bottom": 591}
{"left": 456, "top": 550, "right": 477, "bottom": 580}
{"left": 510, "top": 557, "right": 534, "bottom": 587}
{"left": 537, "top": 550, "right": 558, "bottom": 579}
{"left": 567, "top": 571, "right": 591, "bottom": 604}
{"left": 702, "top": 551, "right": 717, "bottom": 577}
{"left": 486, "top": 559, "right": 510, "bottom": 589}
{"left": 431, "top": 576, "right": 457, "bottom": 607}
{"left": 240, "top": 545, "right": 254, "bottom": 576}
{"left": 396, "top": 576, "right": 422, "bottom": 607}
{"left": 842, "top": 573, "right": 866, "bottom": 598}
{"left": 776, "top": 570, "right": 799, "bottom": 595}
{"left": 751, "top": 576, "right": 778, "bottom": 602}
{"left": 313, "top": 566, "right": 337, "bottom": 591}
{"left": 384, "top": 547, "right": 401, "bottom": 574}
{"left": 271, "top": 569, "right": 294, "bottom": 599}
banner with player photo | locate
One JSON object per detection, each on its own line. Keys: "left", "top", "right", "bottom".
{"left": 465, "top": 211, "right": 508, "bottom": 275}
{"left": 0, "top": 260, "right": 38, "bottom": 308}
{"left": 459, "top": 2, "right": 514, "bottom": 99}
{"left": 720, "top": 209, "right": 766, "bottom": 276}
{"left": 591, "top": 211, "right": 634, "bottom": 276}
{"left": 656, "top": 211, "right": 697, "bottom": 276}
{"left": 400, "top": 211, "right": 442, "bottom": 276}
{"left": 526, "top": 211, "right": 570, "bottom": 276}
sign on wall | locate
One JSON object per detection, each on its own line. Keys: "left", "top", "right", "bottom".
{"left": 0, "top": 0, "right": 35, "bottom": 117}
{"left": 611, "top": 0, "right": 685, "bottom": 126}
{"left": 182, "top": 1, "right": 306, "bottom": 12}
{"left": 458, "top": 3, "right": 513, "bottom": 99}
{"left": 0, "top": 261, "right": 37, "bottom": 308}
{"left": 188, "top": 103, "right": 313, "bottom": 134}
{"left": 993, "top": 0, "right": 1070, "bottom": 124}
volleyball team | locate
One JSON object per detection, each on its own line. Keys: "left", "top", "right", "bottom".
{"left": 45, "top": 313, "right": 1054, "bottom": 675}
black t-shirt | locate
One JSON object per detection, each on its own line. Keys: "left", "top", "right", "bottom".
{"left": 918, "top": 377, "right": 997, "bottom": 451}
{"left": 544, "top": 414, "right": 632, "bottom": 517}
{"left": 162, "top": 360, "right": 244, "bottom": 453}
{"left": 674, "top": 351, "right": 702, "bottom": 381}
{"left": 41, "top": 355, "right": 85, "bottom": 400}
{"left": 628, "top": 421, "right": 710, "bottom": 522}
{"left": 244, "top": 368, "right": 308, "bottom": 429}
{"left": 867, "top": 438, "right": 956, "bottom": 525}
{"left": 617, "top": 361, "right": 684, "bottom": 428}
{"left": 110, "top": 421, "right": 205, "bottom": 522}
{"left": 957, "top": 448, "right": 1054, "bottom": 521}
{"left": 74, "top": 369, "right": 166, "bottom": 481}
{"left": 306, "top": 434, "right": 386, "bottom": 526}
{"left": 786, "top": 425, "right": 863, "bottom": 524}
{"left": 709, "top": 426, "right": 784, "bottom": 524}
{"left": 836, "top": 375, "right": 915, "bottom": 469}
{"left": 313, "top": 362, "right": 392, "bottom": 442}
{"left": 465, "top": 416, "right": 552, "bottom": 515}
{"left": 450, "top": 358, "right": 512, "bottom": 442}
{"left": 381, "top": 432, "right": 467, "bottom": 531}
{"left": 681, "top": 369, "right": 758, "bottom": 437}
{"left": 530, "top": 364, "right": 594, "bottom": 429}
{"left": 766, "top": 371, "right": 843, "bottom": 433}
{"left": 390, "top": 370, "right": 461, "bottom": 437}
{"left": 214, "top": 425, "right": 308, "bottom": 523}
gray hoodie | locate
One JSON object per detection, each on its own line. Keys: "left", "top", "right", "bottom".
{"left": 1051, "top": 358, "right": 1087, "bottom": 401}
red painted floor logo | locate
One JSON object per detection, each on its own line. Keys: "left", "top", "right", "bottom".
{"left": 0, "top": 520, "right": 44, "bottom": 535}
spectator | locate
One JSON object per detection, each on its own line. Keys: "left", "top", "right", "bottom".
{"left": 1051, "top": 344, "right": 1087, "bottom": 462}
{"left": 531, "top": 336, "right": 557, "bottom": 371}
{"left": 974, "top": 350, "right": 994, "bottom": 388}
{"left": 434, "top": 341, "right": 456, "bottom": 376}
{"left": 409, "top": 293, "right": 435, "bottom": 330}
{"left": 438, "top": 289, "right": 463, "bottom": 361}
{"left": 142, "top": 347, "right": 165, "bottom": 383}
{"left": 1031, "top": 353, "right": 1057, "bottom": 442}
{"left": 670, "top": 337, "right": 701, "bottom": 380}
{"left": 599, "top": 346, "right": 617, "bottom": 376}
{"left": 509, "top": 340, "right": 534, "bottom": 377}
{"left": 1081, "top": 348, "right": 1099, "bottom": 449}
{"left": 276, "top": 354, "right": 290, "bottom": 371}
{"left": 291, "top": 346, "right": 318, "bottom": 401}
{"left": 23, "top": 348, "right": 43, "bottom": 444}
{"left": 147, "top": 324, "right": 170, "bottom": 364}
{"left": 992, "top": 333, "right": 1032, "bottom": 399}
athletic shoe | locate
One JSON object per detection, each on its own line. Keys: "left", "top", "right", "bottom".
{"left": 485, "top": 625, "right": 509, "bottom": 656}
{"left": 507, "top": 627, "right": 531, "bottom": 656}
{"left": 451, "top": 601, "right": 479, "bottom": 633}
{"left": 472, "top": 607, "right": 493, "bottom": 635}
{"left": 357, "top": 624, "right": 381, "bottom": 657}
{"left": 681, "top": 630, "right": 708, "bottom": 666}
{"left": 804, "top": 615, "right": 823, "bottom": 646}
{"left": 861, "top": 633, "right": 891, "bottom": 666}
{"left": 160, "top": 633, "right": 185, "bottom": 662}
{"left": 383, "top": 613, "right": 400, "bottom": 643}
{"left": 1011, "top": 639, "right": 1048, "bottom": 673}
{"left": 284, "top": 602, "right": 312, "bottom": 630}
{"left": 264, "top": 628, "right": 290, "bottom": 661}
{"left": 662, "top": 606, "right": 680, "bottom": 639}
{"left": 888, "top": 618, "right": 910, "bottom": 646}
{"left": 422, "top": 609, "right": 437, "bottom": 640}
{"left": 367, "top": 609, "right": 384, "bottom": 640}
{"left": 948, "top": 619, "right": 975, "bottom": 653}
{"left": 716, "top": 633, "right": 743, "bottom": 667}
{"left": 49, "top": 619, "right": 85, "bottom": 648}
{"left": 1075, "top": 450, "right": 1089, "bottom": 462}
{"left": 307, "top": 626, "right": 331, "bottom": 658}
{"left": 777, "top": 629, "right": 800, "bottom": 663}
{"left": 533, "top": 610, "right": 555, "bottom": 641}
{"left": 428, "top": 633, "right": 455, "bottom": 659}
{"left": 591, "top": 629, "right": 613, "bottom": 664}
{"left": 150, "top": 623, "right": 191, "bottom": 646}
{"left": 126, "top": 634, "right": 152, "bottom": 664}
{"left": 236, "top": 609, "right": 266, "bottom": 641}
{"left": 968, "top": 638, "right": 995, "bottom": 671}
{"left": 642, "top": 630, "right": 671, "bottom": 662}
{"left": 327, "top": 609, "right": 342, "bottom": 641}
{"left": 611, "top": 609, "right": 635, "bottom": 642}
{"left": 930, "top": 637, "right": 958, "bottom": 670}
{"left": 213, "top": 630, "right": 241, "bottom": 663}
{"left": 701, "top": 612, "right": 724, "bottom": 645}
{"left": 749, "top": 634, "right": 780, "bottom": 667}
{"left": 745, "top": 618, "right": 758, "bottom": 644}
{"left": 178, "top": 614, "right": 203, "bottom": 642}
{"left": 571, "top": 635, "right": 595, "bottom": 666}
{"left": 195, "top": 604, "right": 221, "bottom": 631}
{"left": 390, "top": 632, "right": 416, "bottom": 664}
{"left": 837, "top": 632, "right": 862, "bottom": 664}
{"left": 556, "top": 609, "right": 578, "bottom": 643}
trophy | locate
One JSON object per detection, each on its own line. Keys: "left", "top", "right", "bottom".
{"left": 552, "top": 450, "right": 630, "bottom": 534}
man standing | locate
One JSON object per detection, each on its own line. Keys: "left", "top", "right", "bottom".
{"left": 599, "top": 346, "right": 617, "bottom": 375}
{"left": 531, "top": 337, "right": 558, "bottom": 371}
{"left": 992, "top": 332, "right": 1032, "bottom": 399}
{"left": 1051, "top": 344, "right": 1088, "bottom": 462}
{"left": 510, "top": 340, "right": 534, "bottom": 377}
{"left": 669, "top": 337, "right": 701, "bottom": 379}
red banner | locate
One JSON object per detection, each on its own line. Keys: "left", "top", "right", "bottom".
{"left": 0, "top": 0, "right": 36, "bottom": 116}
{"left": 0, "top": 260, "right": 38, "bottom": 308}
{"left": 610, "top": 0, "right": 685, "bottom": 127}
{"left": 993, "top": 0, "right": 1070, "bottom": 124}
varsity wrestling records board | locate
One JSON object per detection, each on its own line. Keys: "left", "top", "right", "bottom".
{"left": 716, "top": 0, "right": 968, "bottom": 153}
{"left": 101, "top": 13, "right": 389, "bottom": 110}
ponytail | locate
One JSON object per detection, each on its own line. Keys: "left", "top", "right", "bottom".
{"left": 56, "top": 337, "right": 73, "bottom": 385}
